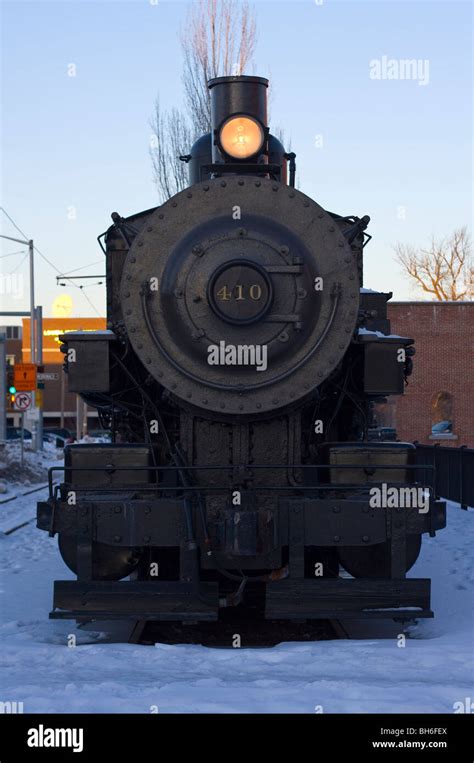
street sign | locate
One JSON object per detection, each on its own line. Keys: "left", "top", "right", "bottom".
{"left": 37, "top": 372, "right": 59, "bottom": 381}
{"left": 14, "top": 363, "right": 37, "bottom": 391}
{"left": 14, "top": 391, "right": 32, "bottom": 411}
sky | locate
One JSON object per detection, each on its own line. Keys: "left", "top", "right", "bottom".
{"left": 0, "top": 0, "right": 472, "bottom": 322}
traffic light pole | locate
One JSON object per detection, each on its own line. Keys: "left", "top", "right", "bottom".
{"left": 35, "top": 306, "right": 43, "bottom": 450}
{"left": 0, "top": 234, "right": 38, "bottom": 451}
{"left": 0, "top": 332, "right": 6, "bottom": 444}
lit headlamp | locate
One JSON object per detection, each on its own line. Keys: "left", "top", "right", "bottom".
{"left": 219, "top": 115, "right": 264, "bottom": 160}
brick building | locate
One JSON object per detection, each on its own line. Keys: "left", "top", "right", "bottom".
{"left": 386, "top": 302, "right": 473, "bottom": 447}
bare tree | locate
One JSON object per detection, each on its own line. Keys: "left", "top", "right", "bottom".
{"left": 394, "top": 227, "right": 473, "bottom": 301}
{"left": 150, "top": 0, "right": 257, "bottom": 202}
{"left": 181, "top": 0, "right": 257, "bottom": 135}
{"left": 150, "top": 101, "right": 192, "bottom": 202}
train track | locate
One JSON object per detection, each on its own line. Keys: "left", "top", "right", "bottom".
{"left": 0, "top": 482, "right": 51, "bottom": 535}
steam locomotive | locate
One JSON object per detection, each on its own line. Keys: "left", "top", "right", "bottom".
{"left": 37, "top": 76, "right": 446, "bottom": 627}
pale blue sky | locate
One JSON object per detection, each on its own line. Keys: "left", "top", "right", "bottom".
{"left": 1, "top": 0, "right": 472, "bottom": 321}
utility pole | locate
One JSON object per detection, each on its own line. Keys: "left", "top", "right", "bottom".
{"left": 0, "top": 234, "right": 37, "bottom": 451}
{"left": 35, "top": 306, "right": 43, "bottom": 450}
{"left": 0, "top": 332, "right": 6, "bottom": 445}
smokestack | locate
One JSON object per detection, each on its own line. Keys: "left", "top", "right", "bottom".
{"left": 208, "top": 75, "right": 269, "bottom": 163}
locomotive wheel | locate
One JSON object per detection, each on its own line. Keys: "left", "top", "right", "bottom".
{"left": 58, "top": 534, "right": 142, "bottom": 581}
{"left": 337, "top": 535, "right": 422, "bottom": 578}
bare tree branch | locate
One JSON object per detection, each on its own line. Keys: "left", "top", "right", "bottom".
{"left": 150, "top": 1, "right": 257, "bottom": 201}
{"left": 394, "top": 227, "right": 472, "bottom": 301}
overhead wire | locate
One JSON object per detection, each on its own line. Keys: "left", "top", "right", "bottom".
{"left": 0, "top": 207, "right": 103, "bottom": 316}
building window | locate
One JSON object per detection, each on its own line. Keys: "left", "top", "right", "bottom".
{"left": 431, "top": 391, "right": 454, "bottom": 435}
{"left": 6, "top": 325, "right": 22, "bottom": 339}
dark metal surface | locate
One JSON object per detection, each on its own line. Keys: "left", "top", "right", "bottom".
{"left": 120, "top": 176, "right": 360, "bottom": 414}
{"left": 265, "top": 579, "right": 432, "bottom": 620}
{"left": 414, "top": 443, "right": 474, "bottom": 508}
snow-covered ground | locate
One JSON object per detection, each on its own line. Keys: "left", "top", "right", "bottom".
{"left": 0, "top": 460, "right": 472, "bottom": 712}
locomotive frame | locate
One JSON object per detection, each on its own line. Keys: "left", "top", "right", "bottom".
{"left": 37, "top": 75, "right": 446, "bottom": 628}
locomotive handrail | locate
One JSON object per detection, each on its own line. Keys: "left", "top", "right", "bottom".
{"left": 47, "top": 462, "right": 435, "bottom": 498}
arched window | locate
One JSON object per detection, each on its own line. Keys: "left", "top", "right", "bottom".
{"left": 431, "top": 391, "right": 453, "bottom": 435}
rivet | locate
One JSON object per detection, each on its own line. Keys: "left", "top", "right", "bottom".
{"left": 255, "top": 180, "right": 261, "bottom": 187}
{"left": 147, "top": 226, "right": 153, "bottom": 232}
{"left": 137, "top": 342, "right": 143, "bottom": 349}
{"left": 202, "top": 399, "right": 208, "bottom": 405}
{"left": 187, "top": 192, "right": 192, "bottom": 198}
{"left": 157, "top": 371, "right": 163, "bottom": 377}
{"left": 126, "top": 274, "right": 131, "bottom": 280}
{"left": 333, "top": 506, "right": 341, "bottom": 513}
{"left": 138, "top": 241, "right": 143, "bottom": 247}
{"left": 272, "top": 184, "right": 278, "bottom": 191}
{"left": 130, "top": 256, "right": 136, "bottom": 263}
{"left": 130, "top": 327, "right": 136, "bottom": 333}
{"left": 114, "top": 506, "right": 122, "bottom": 513}
{"left": 203, "top": 184, "right": 209, "bottom": 191}
{"left": 303, "top": 201, "right": 309, "bottom": 207}
{"left": 124, "top": 291, "right": 130, "bottom": 298}
{"left": 114, "top": 535, "right": 122, "bottom": 542}
{"left": 238, "top": 179, "right": 244, "bottom": 186}
{"left": 272, "top": 399, "right": 279, "bottom": 404}
{"left": 256, "top": 403, "right": 261, "bottom": 409}
{"left": 172, "top": 201, "right": 177, "bottom": 207}
{"left": 333, "top": 535, "right": 340, "bottom": 542}
{"left": 280, "top": 245, "right": 289, "bottom": 254}
{"left": 362, "top": 535, "right": 370, "bottom": 542}
{"left": 192, "top": 244, "right": 203, "bottom": 254}
{"left": 318, "top": 212, "right": 324, "bottom": 218}
{"left": 289, "top": 191, "right": 295, "bottom": 198}
{"left": 143, "top": 535, "right": 151, "bottom": 543}
{"left": 158, "top": 213, "right": 164, "bottom": 219}
{"left": 126, "top": 308, "right": 132, "bottom": 315}
{"left": 221, "top": 180, "right": 227, "bottom": 187}
{"left": 220, "top": 403, "right": 226, "bottom": 409}
{"left": 328, "top": 226, "right": 335, "bottom": 232}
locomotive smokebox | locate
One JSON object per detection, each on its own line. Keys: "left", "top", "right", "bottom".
{"left": 209, "top": 75, "right": 269, "bottom": 163}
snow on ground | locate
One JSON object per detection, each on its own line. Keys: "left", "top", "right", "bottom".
{"left": 0, "top": 481, "right": 472, "bottom": 713}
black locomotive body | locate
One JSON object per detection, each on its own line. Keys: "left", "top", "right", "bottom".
{"left": 37, "top": 76, "right": 446, "bottom": 626}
